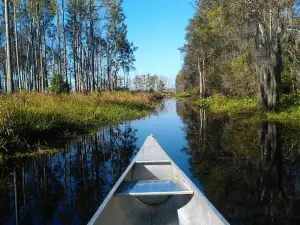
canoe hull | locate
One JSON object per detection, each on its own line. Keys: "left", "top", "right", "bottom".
{"left": 88, "top": 135, "right": 229, "bottom": 225}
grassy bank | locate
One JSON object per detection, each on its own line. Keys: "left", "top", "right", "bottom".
{"left": 193, "top": 93, "right": 300, "bottom": 123}
{"left": 195, "top": 95, "right": 257, "bottom": 114}
{"left": 176, "top": 92, "right": 192, "bottom": 98}
{"left": 0, "top": 92, "right": 161, "bottom": 153}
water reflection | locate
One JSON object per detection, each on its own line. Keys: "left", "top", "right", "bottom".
{"left": 177, "top": 102, "right": 300, "bottom": 225}
{"left": 0, "top": 123, "right": 138, "bottom": 225}
{"left": 2, "top": 99, "right": 300, "bottom": 225}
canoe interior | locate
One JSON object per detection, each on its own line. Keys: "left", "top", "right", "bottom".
{"left": 88, "top": 135, "right": 229, "bottom": 225}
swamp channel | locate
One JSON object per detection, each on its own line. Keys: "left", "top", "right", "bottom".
{"left": 1, "top": 99, "right": 300, "bottom": 225}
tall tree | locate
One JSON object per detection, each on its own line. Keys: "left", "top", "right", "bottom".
{"left": 62, "top": 0, "right": 68, "bottom": 85}
{"left": 0, "top": 0, "right": 135, "bottom": 94}
{"left": 13, "top": 0, "right": 21, "bottom": 90}
{"left": 4, "top": 0, "right": 13, "bottom": 93}
{"left": 103, "top": 0, "right": 136, "bottom": 91}
{"left": 236, "top": 0, "right": 293, "bottom": 109}
{"left": 178, "top": 0, "right": 300, "bottom": 110}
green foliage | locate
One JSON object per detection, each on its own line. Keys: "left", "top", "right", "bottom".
{"left": 180, "top": 0, "right": 300, "bottom": 109}
{"left": 281, "top": 57, "right": 297, "bottom": 94}
{"left": 265, "top": 107, "right": 300, "bottom": 121}
{"left": 280, "top": 92, "right": 300, "bottom": 108}
{"left": 189, "top": 87, "right": 200, "bottom": 97}
{"left": 210, "top": 52, "right": 257, "bottom": 97}
{"left": 176, "top": 87, "right": 201, "bottom": 99}
{"left": 50, "top": 73, "right": 69, "bottom": 94}
{"left": 180, "top": 0, "right": 259, "bottom": 99}
{"left": 265, "top": 92, "right": 300, "bottom": 121}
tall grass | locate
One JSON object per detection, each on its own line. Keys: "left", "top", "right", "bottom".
{"left": 176, "top": 92, "right": 192, "bottom": 98}
{"left": 194, "top": 94, "right": 257, "bottom": 115}
{"left": 0, "top": 92, "right": 160, "bottom": 152}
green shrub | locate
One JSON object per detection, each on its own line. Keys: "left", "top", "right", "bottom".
{"left": 280, "top": 92, "right": 300, "bottom": 109}
{"left": 50, "top": 73, "right": 70, "bottom": 94}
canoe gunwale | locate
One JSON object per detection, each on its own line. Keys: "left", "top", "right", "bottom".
{"left": 87, "top": 148, "right": 138, "bottom": 225}
{"left": 165, "top": 150, "right": 230, "bottom": 225}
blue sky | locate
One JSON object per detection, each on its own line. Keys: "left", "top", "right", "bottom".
{"left": 123, "top": 0, "right": 194, "bottom": 84}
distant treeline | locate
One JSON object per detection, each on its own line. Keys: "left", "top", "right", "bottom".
{"left": 130, "top": 74, "right": 166, "bottom": 92}
{"left": 177, "top": 0, "right": 300, "bottom": 110}
{"left": 1, "top": 0, "right": 136, "bottom": 94}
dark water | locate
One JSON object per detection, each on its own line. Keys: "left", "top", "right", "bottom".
{"left": 1, "top": 99, "right": 300, "bottom": 225}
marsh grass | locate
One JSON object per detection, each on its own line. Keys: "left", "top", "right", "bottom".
{"left": 194, "top": 93, "right": 300, "bottom": 123}
{"left": 0, "top": 92, "right": 160, "bottom": 153}
{"left": 14, "top": 148, "right": 60, "bottom": 158}
{"left": 265, "top": 106, "right": 300, "bottom": 122}
{"left": 176, "top": 92, "right": 192, "bottom": 98}
{"left": 195, "top": 94, "right": 257, "bottom": 114}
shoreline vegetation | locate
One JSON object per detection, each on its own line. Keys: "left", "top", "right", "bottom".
{"left": 177, "top": 92, "right": 300, "bottom": 123}
{"left": 0, "top": 92, "right": 164, "bottom": 154}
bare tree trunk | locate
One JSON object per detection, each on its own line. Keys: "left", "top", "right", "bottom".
{"left": 85, "top": 20, "right": 90, "bottom": 92}
{"left": 123, "top": 70, "right": 126, "bottom": 89}
{"left": 286, "top": 6, "right": 293, "bottom": 25}
{"left": 258, "top": 122, "right": 282, "bottom": 192}
{"left": 69, "top": 58, "right": 72, "bottom": 89}
{"left": 26, "top": 20, "right": 33, "bottom": 91}
{"left": 56, "top": 0, "right": 62, "bottom": 76}
{"left": 76, "top": 25, "right": 80, "bottom": 92}
{"left": 5, "top": 0, "right": 13, "bottom": 93}
{"left": 106, "top": 36, "right": 111, "bottom": 91}
{"left": 100, "top": 47, "right": 103, "bottom": 91}
{"left": 40, "top": 47, "right": 44, "bottom": 92}
{"left": 89, "top": 0, "right": 96, "bottom": 92}
{"left": 13, "top": 0, "right": 21, "bottom": 91}
{"left": 34, "top": 38, "right": 38, "bottom": 91}
{"left": 197, "top": 57, "right": 203, "bottom": 98}
{"left": 22, "top": 167, "right": 26, "bottom": 209}
{"left": 259, "top": 122, "right": 279, "bottom": 161}
{"left": 96, "top": 53, "right": 99, "bottom": 90}
{"left": 14, "top": 171, "right": 19, "bottom": 225}
{"left": 62, "top": 0, "right": 68, "bottom": 84}
{"left": 43, "top": 27, "right": 48, "bottom": 89}
{"left": 73, "top": 45, "right": 77, "bottom": 91}
{"left": 38, "top": 20, "right": 44, "bottom": 92}
{"left": 255, "top": 15, "right": 282, "bottom": 110}
{"left": 32, "top": 21, "right": 37, "bottom": 91}
{"left": 202, "top": 58, "right": 206, "bottom": 96}
{"left": 114, "top": 54, "right": 118, "bottom": 91}
{"left": 73, "top": 33, "right": 77, "bottom": 91}
{"left": 26, "top": 45, "right": 31, "bottom": 91}
{"left": 80, "top": 39, "right": 84, "bottom": 92}
{"left": 52, "top": 49, "right": 55, "bottom": 81}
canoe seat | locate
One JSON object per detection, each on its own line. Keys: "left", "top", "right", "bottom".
{"left": 115, "top": 180, "right": 193, "bottom": 196}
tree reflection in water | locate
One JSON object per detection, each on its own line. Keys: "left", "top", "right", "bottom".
{"left": 0, "top": 123, "right": 138, "bottom": 225}
{"left": 177, "top": 101, "right": 300, "bottom": 225}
